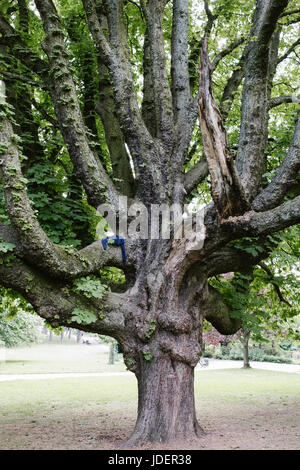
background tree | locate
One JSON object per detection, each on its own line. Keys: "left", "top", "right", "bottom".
{"left": 0, "top": 288, "right": 44, "bottom": 347}
{"left": 209, "top": 233, "right": 300, "bottom": 368}
{"left": 0, "top": 0, "right": 299, "bottom": 445}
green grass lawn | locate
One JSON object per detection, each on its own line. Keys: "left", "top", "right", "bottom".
{"left": 0, "top": 368, "right": 300, "bottom": 449}
{"left": 0, "top": 343, "right": 127, "bottom": 374}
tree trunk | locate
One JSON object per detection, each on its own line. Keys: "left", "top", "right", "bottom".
{"left": 108, "top": 342, "right": 115, "bottom": 365}
{"left": 76, "top": 330, "right": 83, "bottom": 343}
{"left": 125, "top": 356, "right": 203, "bottom": 446}
{"left": 242, "top": 329, "right": 251, "bottom": 369}
{"left": 0, "top": 0, "right": 297, "bottom": 450}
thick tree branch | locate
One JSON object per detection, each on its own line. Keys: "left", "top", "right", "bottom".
{"left": 183, "top": 158, "right": 209, "bottom": 194}
{"left": 198, "top": 38, "right": 249, "bottom": 218}
{"left": 141, "top": 31, "right": 158, "bottom": 137}
{"left": 1, "top": 11, "right": 118, "bottom": 207}
{"left": 267, "top": 27, "right": 282, "bottom": 115}
{"left": 141, "top": 0, "right": 174, "bottom": 146}
{"left": 176, "top": 3, "right": 225, "bottom": 179}
{"left": 224, "top": 196, "right": 300, "bottom": 238}
{"left": 68, "top": 6, "right": 134, "bottom": 195}
{"left": 202, "top": 284, "right": 241, "bottom": 335}
{"left": 82, "top": 0, "right": 166, "bottom": 202}
{"left": 203, "top": 1, "right": 223, "bottom": 38}
{"left": 170, "top": 0, "right": 202, "bottom": 189}
{"left": 252, "top": 113, "right": 300, "bottom": 211}
{"left": 0, "top": 256, "right": 128, "bottom": 340}
{"left": 171, "top": 0, "right": 190, "bottom": 124}
{"left": 101, "top": 0, "right": 156, "bottom": 150}
{"left": 236, "top": 0, "right": 289, "bottom": 201}
{"left": 219, "top": 51, "right": 246, "bottom": 120}
{"left": 269, "top": 95, "right": 300, "bottom": 108}
{"left": 95, "top": 55, "right": 135, "bottom": 196}
{"left": 34, "top": 0, "right": 119, "bottom": 209}
{"left": 188, "top": 1, "right": 223, "bottom": 92}
{"left": 219, "top": 13, "right": 275, "bottom": 122}
{"left": 203, "top": 247, "right": 269, "bottom": 278}
{"left": 0, "top": 111, "right": 136, "bottom": 279}
{"left": 0, "top": 220, "right": 136, "bottom": 281}
{"left": 95, "top": 78, "right": 136, "bottom": 198}
{"left": 64, "top": 18, "right": 99, "bottom": 142}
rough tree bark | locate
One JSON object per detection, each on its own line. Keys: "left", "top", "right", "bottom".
{"left": 0, "top": 0, "right": 298, "bottom": 446}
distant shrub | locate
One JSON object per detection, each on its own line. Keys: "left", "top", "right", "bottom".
{"left": 203, "top": 350, "right": 213, "bottom": 358}
{"left": 210, "top": 344, "right": 292, "bottom": 364}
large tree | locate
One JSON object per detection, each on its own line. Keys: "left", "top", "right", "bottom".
{"left": 0, "top": 0, "right": 299, "bottom": 445}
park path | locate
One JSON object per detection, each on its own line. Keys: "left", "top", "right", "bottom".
{"left": 0, "top": 359, "right": 299, "bottom": 382}
{"left": 196, "top": 359, "right": 300, "bottom": 373}
{"left": 0, "top": 371, "right": 131, "bottom": 382}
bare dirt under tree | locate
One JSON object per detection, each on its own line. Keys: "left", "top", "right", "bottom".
{"left": 1, "top": 369, "right": 299, "bottom": 450}
{"left": 1, "top": 396, "right": 299, "bottom": 450}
